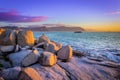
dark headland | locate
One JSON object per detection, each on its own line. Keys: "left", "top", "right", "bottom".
{"left": 0, "top": 28, "right": 120, "bottom": 80}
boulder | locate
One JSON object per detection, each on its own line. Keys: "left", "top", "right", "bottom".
{"left": 0, "top": 77, "right": 4, "bottom": 80}
{"left": 38, "top": 34, "right": 50, "bottom": 43}
{"left": 51, "top": 41, "right": 62, "bottom": 49}
{"left": 17, "top": 30, "right": 34, "bottom": 47}
{"left": 18, "top": 67, "right": 42, "bottom": 80}
{"left": 45, "top": 42, "right": 62, "bottom": 53}
{"left": 57, "top": 45, "right": 73, "bottom": 61}
{"left": 0, "top": 29, "right": 16, "bottom": 45}
{"left": 39, "top": 51, "right": 57, "bottom": 66}
{"left": 8, "top": 50, "right": 32, "bottom": 66}
{"left": 0, "top": 45, "right": 15, "bottom": 53}
{"left": 8, "top": 49, "right": 40, "bottom": 67}
{"left": 0, "top": 67, "right": 21, "bottom": 80}
{"left": 22, "top": 49, "right": 40, "bottom": 67}
{"left": 0, "top": 59, "right": 11, "bottom": 68}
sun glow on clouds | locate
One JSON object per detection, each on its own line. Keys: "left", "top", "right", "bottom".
{"left": 0, "top": 9, "right": 47, "bottom": 23}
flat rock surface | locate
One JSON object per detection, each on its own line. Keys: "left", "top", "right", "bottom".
{"left": 57, "top": 57, "right": 120, "bottom": 80}
{"left": 31, "top": 64, "right": 70, "bottom": 80}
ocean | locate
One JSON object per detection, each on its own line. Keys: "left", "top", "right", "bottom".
{"left": 34, "top": 32, "right": 120, "bottom": 63}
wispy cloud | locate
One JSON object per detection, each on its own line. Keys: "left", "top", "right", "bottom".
{"left": 0, "top": 8, "right": 47, "bottom": 23}
{"left": 105, "top": 10, "right": 120, "bottom": 15}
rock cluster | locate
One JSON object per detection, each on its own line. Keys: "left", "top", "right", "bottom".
{"left": 0, "top": 29, "right": 73, "bottom": 80}
{"left": 0, "top": 28, "right": 119, "bottom": 80}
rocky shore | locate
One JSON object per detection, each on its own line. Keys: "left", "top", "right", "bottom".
{"left": 0, "top": 28, "right": 120, "bottom": 80}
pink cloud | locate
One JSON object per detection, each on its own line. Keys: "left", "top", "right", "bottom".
{"left": 105, "top": 10, "right": 120, "bottom": 15}
{"left": 0, "top": 9, "right": 47, "bottom": 23}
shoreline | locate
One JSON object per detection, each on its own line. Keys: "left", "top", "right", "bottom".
{"left": 0, "top": 29, "right": 120, "bottom": 80}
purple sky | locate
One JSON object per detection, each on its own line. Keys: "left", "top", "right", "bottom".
{"left": 0, "top": 0, "right": 120, "bottom": 31}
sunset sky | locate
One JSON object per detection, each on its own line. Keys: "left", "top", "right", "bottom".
{"left": 0, "top": 0, "right": 120, "bottom": 31}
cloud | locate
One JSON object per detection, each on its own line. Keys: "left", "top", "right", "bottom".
{"left": 105, "top": 10, "right": 120, "bottom": 15}
{"left": 0, "top": 9, "right": 47, "bottom": 23}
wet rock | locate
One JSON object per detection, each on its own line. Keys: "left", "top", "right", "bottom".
{"left": 39, "top": 51, "right": 57, "bottom": 66}
{"left": 31, "top": 64, "right": 70, "bottom": 80}
{"left": 38, "top": 34, "right": 50, "bottom": 43}
{"left": 22, "top": 49, "right": 40, "bottom": 67}
{"left": 17, "top": 30, "right": 34, "bottom": 47}
{"left": 45, "top": 42, "right": 62, "bottom": 53}
{"left": 0, "top": 45, "right": 15, "bottom": 53}
{"left": 18, "top": 67, "right": 43, "bottom": 80}
{"left": 57, "top": 45, "right": 73, "bottom": 61}
{"left": 0, "top": 29, "right": 16, "bottom": 45}
{"left": 73, "top": 50, "right": 85, "bottom": 57}
{"left": 0, "top": 67, "right": 21, "bottom": 80}
{"left": 8, "top": 50, "right": 32, "bottom": 66}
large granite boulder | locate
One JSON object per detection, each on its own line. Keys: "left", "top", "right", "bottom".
{"left": 17, "top": 30, "right": 34, "bottom": 47}
{"left": 8, "top": 49, "right": 40, "bottom": 67}
{"left": 0, "top": 67, "right": 21, "bottom": 80}
{"left": 45, "top": 41, "right": 62, "bottom": 53}
{"left": 57, "top": 45, "right": 73, "bottom": 61}
{"left": 8, "top": 50, "right": 32, "bottom": 66}
{"left": 0, "top": 29, "right": 16, "bottom": 45}
{"left": 38, "top": 34, "right": 50, "bottom": 43}
{"left": 0, "top": 45, "right": 15, "bottom": 53}
{"left": 18, "top": 67, "right": 43, "bottom": 80}
{"left": 39, "top": 51, "right": 57, "bottom": 66}
{"left": 22, "top": 49, "right": 40, "bottom": 67}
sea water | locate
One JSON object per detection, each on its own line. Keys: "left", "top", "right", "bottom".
{"left": 34, "top": 32, "right": 120, "bottom": 63}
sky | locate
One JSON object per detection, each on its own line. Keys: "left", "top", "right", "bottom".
{"left": 0, "top": 0, "right": 120, "bottom": 31}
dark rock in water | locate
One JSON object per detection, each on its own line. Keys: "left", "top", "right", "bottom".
{"left": 57, "top": 45, "right": 73, "bottom": 61}
{"left": 0, "top": 67, "right": 21, "bottom": 80}
{"left": 18, "top": 67, "right": 43, "bottom": 80}
{"left": 17, "top": 30, "right": 34, "bottom": 47}
{"left": 0, "top": 29, "right": 16, "bottom": 45}
{"left": 73, "top": 50, "right": 85, "bottom": 57}
{"left": 31, "top": 64, "right": 70, "bottom": 80}
{"left": 57, "top": 57, "right": 120, "bottom": 80}
{"left": 74, "top": 31, "right": 82, "bottom": 33}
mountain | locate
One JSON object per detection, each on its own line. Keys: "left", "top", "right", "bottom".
{"left": 47, "top": 27, "right": 84, "bottom": 31}
{"left": 0, "top": 24, "right": 85, "bottom": 32}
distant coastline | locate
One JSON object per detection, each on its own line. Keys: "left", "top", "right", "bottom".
{"left": 0, "top": 24, "right": 84, "bottom": 32}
